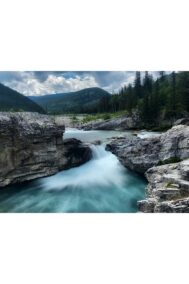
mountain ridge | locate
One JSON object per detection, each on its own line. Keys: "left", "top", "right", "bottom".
{"left": 30, "top": 87, "right": 111, "bottom": 114}
{"left": 0, "top": 83, "right": 45, "bottom": 113}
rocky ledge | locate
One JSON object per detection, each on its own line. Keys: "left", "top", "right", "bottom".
{"left": 106, "top": 124, "right": 189, "bottom": 212}
{"left": 106, "top": 125, "right": 189, "bottom": 174}
{"left": 0, "top": 112, "right": 92, "bottom": 187}
{"left": 138, "top": 159, "right": 189, "bottom": 213}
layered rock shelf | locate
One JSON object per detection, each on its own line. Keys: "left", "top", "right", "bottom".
{"left": 106, "top": 125, "right": 189, "bottom": 173}
{"left": 0, "top": 112, "right": 92, "bottom": 187}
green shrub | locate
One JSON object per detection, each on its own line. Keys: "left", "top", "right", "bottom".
{"left": 71, "top": 115, "right": 78, "bottom": 122}
{"left": 158, "top": 157, "right": 181, "bottom": 166}
{"left": 166, "top": 182, "right": 179, "bottom": 188}
{"left": 103, "top": 114, "right": 111, "bottom": 120}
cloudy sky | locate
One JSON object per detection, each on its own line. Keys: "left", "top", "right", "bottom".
{"left": 0, "top": 71, "right": 161, "bottom": 96}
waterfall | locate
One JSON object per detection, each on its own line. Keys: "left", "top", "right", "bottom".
{"left": 41, "top": 144, "right": 126, "bottom": 191}
{"left": 0, "top": 129, "right": 146, "bottom": 212}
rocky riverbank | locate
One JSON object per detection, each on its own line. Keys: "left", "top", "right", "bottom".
{"left": 0, "top": 112, "right": 92, "bottom": 187}
{"left": 81, "top": 110, "right": 181, "bottom": 131}
{"left": 82, "top": 112, "right": 142, "bottom": 130}
{"left": 106, "top": 124, "right": 189, "bottom": 212}
{"left": 138, "top": 159, "right": 189, "bottom": 212}
{"left": 106, "top": 124, "right": 189, "bottom": 173}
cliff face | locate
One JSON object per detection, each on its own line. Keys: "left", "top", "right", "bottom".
{"left": 0, "top": 112, "right": 92, "bottom": 187}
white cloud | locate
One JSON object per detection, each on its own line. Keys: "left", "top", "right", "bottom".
{"left": 0, "top": 71, "right": 168, "bottom": 96}
{"left": 3, "top": 72, "right": 99, "bottom": 96}
{"left": 101, "top": 72, "right": 136, "bottom": 93}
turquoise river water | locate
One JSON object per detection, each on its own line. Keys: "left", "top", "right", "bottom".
{"left": 0, "top": 129, "right": 152, "bottom": 213}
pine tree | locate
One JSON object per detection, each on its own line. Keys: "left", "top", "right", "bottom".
{"left": 167, "top": 71, "right": 177, "bottom": 118}
{"left": 140, "top": 72, "right": 153, "bottom": 123}
{"left": 134, "top": 71, "right": 142, "bottom": 99}
{"left": 151, "top": 80, "right": 160, "bottom": 120}
{"left": 97, "top": 71, "right": 189, "bottom": 125}
{"left": 159, "top": 71, "right": 165, "bottom": 82}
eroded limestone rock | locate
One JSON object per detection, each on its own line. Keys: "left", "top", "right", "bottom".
{"left": 0, "top": 112, "right": 92, "bottom": 187}
{"left": 106, "top": 125, "right": 189, "bottom": 174}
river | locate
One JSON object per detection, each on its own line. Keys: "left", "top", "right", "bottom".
{"left": 0, "top": 128, "right": 152, "bottom": 213}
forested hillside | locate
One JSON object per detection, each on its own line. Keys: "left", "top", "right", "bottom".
{"left": 97, "top": 71, "right": 189, "bottom": 126}
{"left": 30, "top": 87, "right": 110, "bottom": 114}
{"left": 0, "top": 83, "right": 45, "bottom": 113}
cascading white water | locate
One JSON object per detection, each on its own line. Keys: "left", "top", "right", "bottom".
{"left": 41, "top": 144, "right": 126, "bottom": 191}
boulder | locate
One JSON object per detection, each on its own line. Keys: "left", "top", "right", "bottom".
{"left": 174, "top": 118, "right": 189, "bottom": 126}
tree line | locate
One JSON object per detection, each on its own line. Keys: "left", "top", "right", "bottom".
{"left": 96, "top": 71, "right": 189, "bottom": 126}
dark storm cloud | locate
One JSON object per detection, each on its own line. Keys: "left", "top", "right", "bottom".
{"left": 32, "top": 71, "right": 65, "bottom": 82}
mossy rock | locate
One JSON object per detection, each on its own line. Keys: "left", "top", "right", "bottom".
{"left": 166, "top": 182, "right": 180, "bottom": 188}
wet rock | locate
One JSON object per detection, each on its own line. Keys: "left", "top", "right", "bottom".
{"left": 62, "top": 138, "right": 92, "bottom": 169}
{"left": 138, "top": 198, "right": 156, "bottom": 213}
{"left": 92, "top": 140, "right": 102, "bottom": 145}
